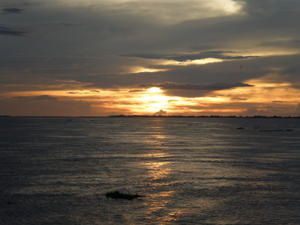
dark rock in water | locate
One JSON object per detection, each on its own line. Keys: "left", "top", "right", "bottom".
{"left": 105, "top": 191, "right": 143, "bottom": 200}
{"left": 6, "top": 200, "right": 13, "bottom": 205}
{"left": 286, "top": 129, "right": 294, "bottom": 132}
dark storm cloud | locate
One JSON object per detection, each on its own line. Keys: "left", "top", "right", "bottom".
{"left": 127, "top": 51, "right": 256, "bottom": 61}
{"left": 156, "top": 82, "right": 252, "bottom": 90}
{"left": 1, "top": 0, "right": 300, "bottom": 56}
{"left": 2, "top": 8, "right": 23, "bottom": 14}
{"left": 243, "top": 0, "right": 300, "bottom": 15}
{"left": 2, "top": 54, "right": 298, "bottom": 95}
{"left": 143, "top": 82, "right": 253, "bottom": 97}
{"left": 259, "top": 39, "right": 300, "bottom": 49}
{"left": 143, "top": 0, "right": 300, "bottom": 54}
{"left": 0, "top": 25, "right": 25, "bottom": 36}
{"left": 13, "top": 95, "right": 58, "bottom": 101}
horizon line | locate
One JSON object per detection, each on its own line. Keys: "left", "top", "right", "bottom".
{"left": 1, "top": 115, "right": 299, "bottom": 119}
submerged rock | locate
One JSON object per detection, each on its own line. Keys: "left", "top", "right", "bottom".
{"left": 105, "top": 191, "right": 143, "bottom": 200}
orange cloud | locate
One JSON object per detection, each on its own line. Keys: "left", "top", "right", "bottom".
{"left": 1, "top": 77, "right": 300, "bottom": 116}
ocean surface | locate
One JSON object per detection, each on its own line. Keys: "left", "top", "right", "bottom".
{"left": 0, "top": 117, "right": 299, "bottom": 225}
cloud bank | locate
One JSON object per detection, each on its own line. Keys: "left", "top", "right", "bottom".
{"left": 0, "top": 0, "right": 299, "bottom": 116}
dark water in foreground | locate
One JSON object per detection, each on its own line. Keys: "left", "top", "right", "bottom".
{"left": 0, "top": 117, "right": 299, "bottom": 225}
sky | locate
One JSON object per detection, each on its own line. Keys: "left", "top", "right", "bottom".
{"left": 0, "top": 0, "right": 300, "bottom": 116}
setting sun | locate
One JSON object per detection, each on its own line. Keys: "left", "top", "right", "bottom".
{"left": 1, "top": 1, "right": 300, "bottom": 224}
{"left": 147, "top": 87, "right": 163, "bottom": 93}
{"left": 139, "top": 87, "right": 169, "bottom": 113}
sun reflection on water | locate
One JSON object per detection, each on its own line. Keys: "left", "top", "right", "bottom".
{"left": 143, "top": 161, "right": 171, "bottom": 181}
{"left": 134, "top": 119, "right": 186, "bottom": 224}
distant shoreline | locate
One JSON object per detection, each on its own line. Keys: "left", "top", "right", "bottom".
{"left": 108, "top": 115, "right": 300, "bottom": 119}
{"left": 1, "top": 115, "right": 299, "bottom": 119}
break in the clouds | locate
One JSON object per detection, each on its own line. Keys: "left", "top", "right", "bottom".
{"left": 0, "top": 0, "right": 299, "bottom": 116}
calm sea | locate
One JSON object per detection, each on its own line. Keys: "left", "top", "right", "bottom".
{"left": 0, "top": 117, "right": 299, "bottom": 225}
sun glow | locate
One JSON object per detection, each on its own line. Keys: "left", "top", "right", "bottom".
{"left": 130, "top": 67, "right": 168, "bottom": 74}
{"left": 139, "top": 87, "right": 169, "bottom": 113}
{"left": 4, "top": 78, "right": 300, "bottom": 116}
{"left": 162, "top": 58, "right": 224, "bottom": 66}
{"left": 147, "top": 87, "right": 163, "bottom": 93}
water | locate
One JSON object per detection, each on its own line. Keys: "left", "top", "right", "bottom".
{"left": 0, "top": 117, "right": 299, "bottom": 225}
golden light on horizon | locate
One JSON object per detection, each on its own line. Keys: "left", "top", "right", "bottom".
{"left": 130, "top": 67, "right": 169, "bottom": 74}
{"left": 2, "top": 77, "right": 300, "bottom": 116}
{"left": 161, "top": 58, "right": 224, "bottom": 66}
{"left": 127, "top": 58, "right": 225, "bottom": 76}
{"left": 1, "top": 87, "right": 248, "bottom": 115}
{"left": 214, "top": 78, "right": 300, "bottom": 104}
{"left": 138, "top": 87, "right": 169, "bottom": 113}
